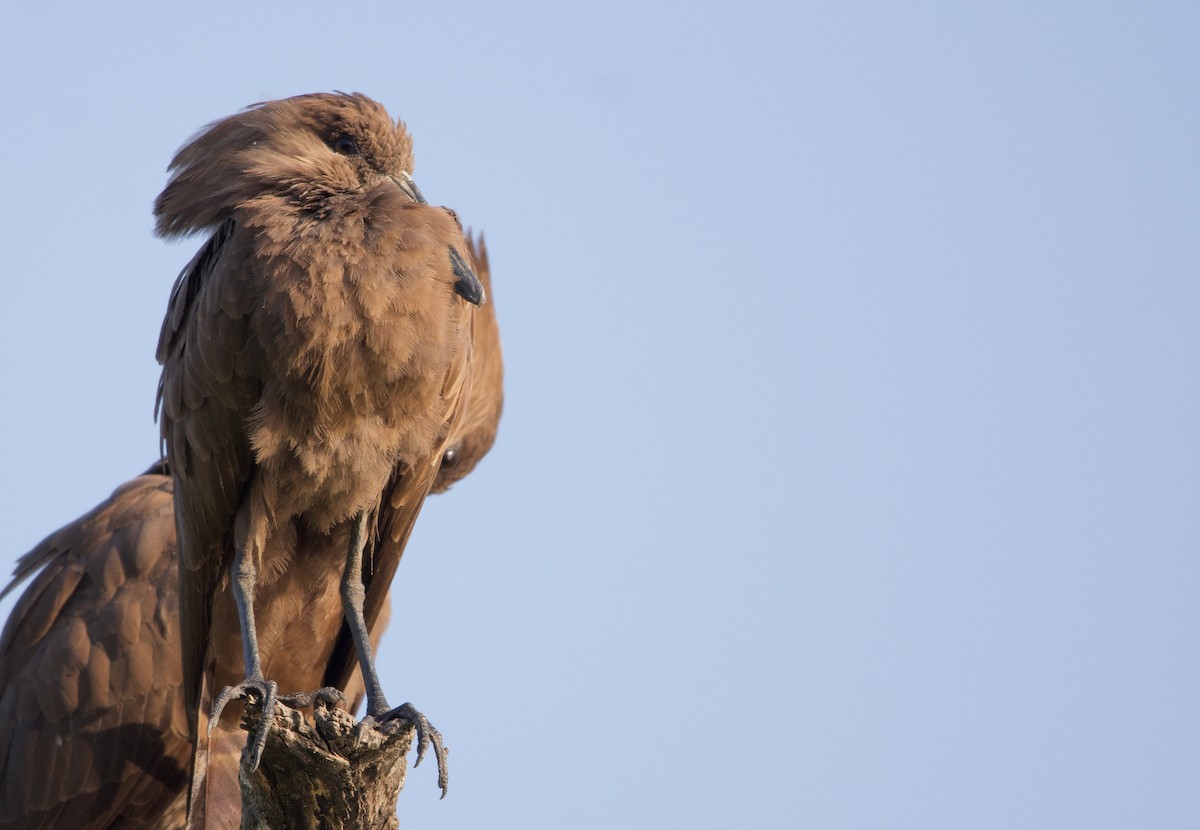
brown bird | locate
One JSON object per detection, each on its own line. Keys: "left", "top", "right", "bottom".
{"left": 0, "top": 234, "right": 503, "bottom": 829}
{"left": 153, "top": 92, "right": 483, "bottom": 806}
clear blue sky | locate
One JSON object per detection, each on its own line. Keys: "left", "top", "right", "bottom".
{"left": 1, "top": 2, "right": 1197, "bottom": 827}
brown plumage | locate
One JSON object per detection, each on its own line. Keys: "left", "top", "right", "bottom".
{"left": 0, "top": 472, "right": 186, "bottom": 830}
{"left": 153, "top": 92, "right": 484, "bottom": 809}
{"left": 0, "top": 234, "right": 503, "bottom": 829}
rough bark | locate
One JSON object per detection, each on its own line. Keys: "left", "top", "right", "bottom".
{"left": 237, "top": 701, "right": 413, "bottom": 830}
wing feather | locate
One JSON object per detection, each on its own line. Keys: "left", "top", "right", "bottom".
{"left": 0, "top": 473, "right": 189, "bottom": 830}
{"left": 155, "top": 218, "right": 260, "bottom": 738}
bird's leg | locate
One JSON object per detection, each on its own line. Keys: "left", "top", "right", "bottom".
{"left": 341, "top": 511, "right": 389, "bottom": 710}
{"left": 208, "top": 541, "right": 278, "bottom": 771}
{"left": 342, "top": 511, "right": 449, "bottom": 796}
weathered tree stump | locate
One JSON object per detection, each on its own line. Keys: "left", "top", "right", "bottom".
{"left": 237, "top": 700, "right": 414, "bottom": 830}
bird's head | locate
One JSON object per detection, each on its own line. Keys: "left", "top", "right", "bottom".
{"left": 154, "top": 92, "right": 424, "bottom": 239}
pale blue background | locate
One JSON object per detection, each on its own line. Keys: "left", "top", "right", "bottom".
{"left": 1, "top": 2, "right": 1197, "bottom": 827}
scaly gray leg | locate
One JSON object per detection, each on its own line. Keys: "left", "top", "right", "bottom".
{"left": 342, "top": 511, "right": 449, "bottom": 796}
{"left": 209, "top": 541, "right": 278, "bottom": 770}
{"left": 341, "top": 511, "right": 389, "bottom": 710}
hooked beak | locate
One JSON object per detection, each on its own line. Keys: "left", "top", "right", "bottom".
{"left": 390, "top": 172, "right": 427, "bottom": 204}
{"left": 449, "top": 246, "right": 485, "bottom": 306}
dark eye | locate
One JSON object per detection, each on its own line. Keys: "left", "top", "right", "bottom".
{"left": 441, "top": 447, "right": 460, "bottom": 469}
{"left": 332, "top": 135, "right": 359, "bottom": 155}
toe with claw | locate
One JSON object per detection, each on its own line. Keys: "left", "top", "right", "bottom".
{"left": 362, "top": 702, "right": 450, "bottom": 798}
{"left": 279, "top": 686, "right": 346, "bottom": 711}
{"left": 210, "top": 676, "right": 279, "bottom": 770}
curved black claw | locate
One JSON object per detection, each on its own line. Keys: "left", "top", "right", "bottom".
{"left": 278, "top": 686, "right": 346, "bottom": 711}
{"left": 209, "top": 676, "right": 278, "bottom": 771}
{"left": 364, "top": 703, "right": 449, "bottom": 798}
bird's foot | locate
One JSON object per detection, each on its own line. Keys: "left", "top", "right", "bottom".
{"left": 209, "top": 676, "right": 278, "bottom": 771}
{"left": 361, "top": 702, "right": 449, "bottom": 798}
